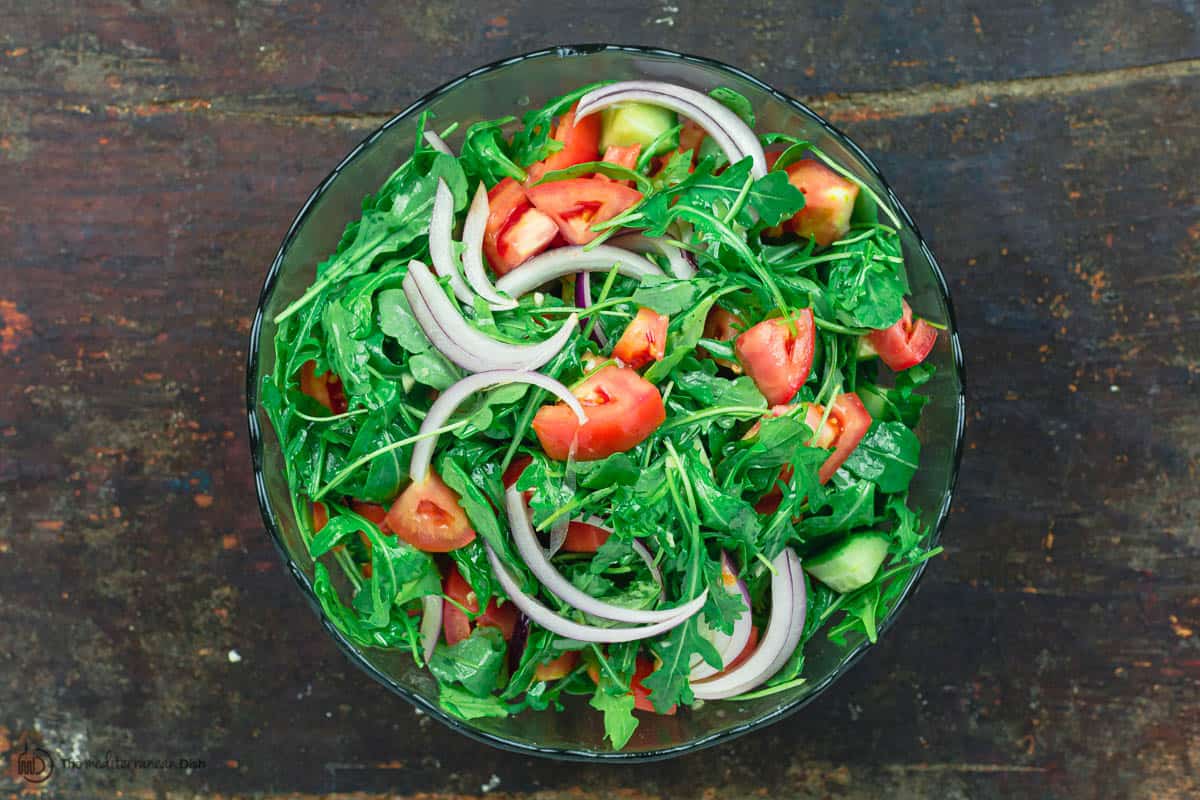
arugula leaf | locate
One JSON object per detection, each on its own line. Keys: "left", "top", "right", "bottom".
{"left": 309, "top": 513, "right": 370, "bottom": 558}
{"left": 532, "top": 161, "right": 653, "bottom": 194}
{"left": 632, "top": 274, "right": 717, "bottom": 316}
{"left": 430, "top": 626, "right": 507, "bottom": 696}
{"left": 357, "top": 524, "right": 436, "bottom": 628}
{"left": 376, "top": 288, "right": 432, "bottom": 353}
{"left": 408, "top": 348, "right": 460, "bottom": 390}
{"left": 710, "top": 86, "right": 755, "bottom": 127}
{"left": 746, "top": 170, "right": 807, "bottom": 226}
{"left": 438, "top": 685, "right": 510, "bottom": 720}
{"left": 589, "top": 682, "right": 638, "bottom": 749}
{"left": 644, "top": 289, "right": 736, "bottom": 383}
{"left": 509, "top": 83, "right": 603, "bottom": 166}
{"left": 799, "top": 480, "right": 877, "bottom": 538}
{"left": 459, "top": 117, "right": 525, "bottom": 185}
{"left": 322, "top": 299, "right": 371, "bottom": 395}
{"left": 843, "top": 421, "right": 920, "bottom": 492}
{"left": 826, "top": 235, "right": 906, "bottom": 329}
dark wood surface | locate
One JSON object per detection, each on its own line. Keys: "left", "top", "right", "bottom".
{"left": 2, "top": 2, "right": 1197, "bottom": 798}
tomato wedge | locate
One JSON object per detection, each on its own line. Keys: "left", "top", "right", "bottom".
{"left": 442, "top": 564, "right": 519, "bottom": 646}
{"left": 612, "top": 307, "right": 668, "bottom": 369}
{"left": 532, "top": 365, "right": 666, "bottom": 461}
{"left": 807, "top": 393, "right": 872, "bottom": 483}
{"left": 780, "top": 160, "right": 859, "bottom": 246}
{"left": 525, "top": 104, "right": 602, "bottom": 184}
{"left": 561, "top": 520, "right": 611, "bottom": 553}
{"left": 525, "top": 178, "right": 642, "bottom": 246}
{"left": 602, "top": 143, "right": 641, "bottom": 171}
{"left": 385, "top": 471, "right": 476, "bottom": 552}
{"left": 866, "top": 299, "right": 937, "bottom": 371}
{"left": 484, "top": 178, "right": 559, "bottom": 275}
{"left": 298, "top": 360, "right": 348, "bottom": 414}
{"left": 734, "top": 309, "right": 816, "bottom": 405}
{"left": 534, "top": 651, "right": 580, "bottom": 681}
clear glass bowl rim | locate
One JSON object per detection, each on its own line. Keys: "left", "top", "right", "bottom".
{"left": 245, "top": 43, "right": 967, "bottom": 762}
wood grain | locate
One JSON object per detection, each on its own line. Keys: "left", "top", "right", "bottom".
{"left": 0, "top": 2, "right": 1197, "bottom": 798}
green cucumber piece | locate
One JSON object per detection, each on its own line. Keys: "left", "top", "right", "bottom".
{"left": 855, "top": 336, "right": 878, "bottom": 361}
{"left": 804, "top": 533, "right": 890, "bottom": 593}
{"left": 600, "top": 103, "right": 678, "bottom": 151}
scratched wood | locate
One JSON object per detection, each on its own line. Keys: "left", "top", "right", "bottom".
{"left": 1, "top": 2, "right": 1198, "bottom": 799}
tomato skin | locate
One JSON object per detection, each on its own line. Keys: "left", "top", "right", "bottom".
{"left": 532, "top": 366, "right": 666, "bottom": 461}
{"left": 612, "top": 307, "right": 668, "bottom": 369}
{"left": 385, "top": 471, "right": 476, "bottom": 552}
{"left": 599, "top": 144, "right": 642, "bottom": 187}
{"left": 866, "top": 299, "right": 937, "bottom": 371}
{"left": 561, "top": 521, "right": 611, "bottom": 553}
{"left": 349, "top": 500, "right": 389, "bottom": 529}
{"left": 525, "top": 104, "right": 602, "bottom": 184}
{"left": 534, "top": 650, "right": 580, "bottom": 681}
{"left": 781, "top": 160, "right": 859, "bottom": 246}
{"left": 442, "top": 564, "right": 519, "bottom": 646}
{"left": 632, "top": 656, "right": 676, "bottom": 715}
{"left": 311, "top": 501, "right": 329, "bottom": 532}
{"left": 299, "top": 360, "right": 348, "bottom": 414}
{"left": 734, "top": 309, "right": 816, "bottom": 405}
{"left": 811, "top": 393, "right": 872, "bottom": 484}
{"left": 484, "top": 178, "right": 559, "bottom": 275}
{"left": 525, "top": 178, "right": 642, "bottom": 245}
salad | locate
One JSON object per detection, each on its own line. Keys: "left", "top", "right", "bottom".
{"left": 262, "top": 80, "right": 943, "bottom": 749}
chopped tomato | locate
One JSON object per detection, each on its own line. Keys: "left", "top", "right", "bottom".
{"left": 678, "top": 119, "right": 706, "bottom": 155}
{"left": 561, "top": 520, "right": 611, "bottom": 553}
{"left": 866, "top": 299, "right": 937, "bottom": 371}
{"left": 525, "top": 104, "right": 602, "bottom": 184}
{"left": 807, "top": 393, "right": 872, "bottom": 483}
{"left": 702, "top": 306, "right": 744, "bottom": 372}
{"left": 735, "top": 309, "right": 816, "bottom": 405}
{"left": 745, "top": 401, "right": 847, "bottom": 509}
{"left": 632, "top": 656, "right": 676, "bottom": 714}
{"left": 598, "top": 144, "right": 642, "bottom": 186}
{"left": 534, "top": 650, "right": 580, "bottom": 681}
{"left": 311, "top": 501, "right": 329, "bottom": 532}
{"left": 484, "top": 178, "right": 559, "bottom": 275}
{"left": 780, "top": 160, "right": 859, "bottom": 246}
{"left": 385, "top": 471, "right": 476, "bottom": 552}
{"left": 501, "top": 455, "right": 533, "bottom": 489}
{"left": 442, "top": 564, "right": 519, "bottom": 646}
{"left": 525, "top": 178, "right": 642, "bottom": 246}
{"left": 298, "top": 360, "right": 348, "bottom": 414}
{"left": 349, "top": 500, "right": 389, "bottom": 529}
{"left": 612, "top": 307, "right": 668, "bottom": 369}
{"left": 532, "top": 365, "right": 666, "bottom": 461}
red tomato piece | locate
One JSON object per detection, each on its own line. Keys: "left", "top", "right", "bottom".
{"left": 501, "top": 454, "right": 533, "bottom": 489}
{"left": 598, "top": 144, "right": 642, "bottom": 186}
{"left": 781, "top": 160, "right": 859, "bottom": 246}
{"left": 349, "top": 500, "right": 389, "bottom": 529}
{"left": 525, "top": 104, "right": 602, "bottom": 184}
{"left": 866, "top": 299, "right": 938, "bottom": 371}
{"left": 561, "top": 520, "right": 611, "bottom": 553}
{"left": 612, "top": 307, "right": 668, "bottom": 370}
{"left": 807, "top": 392, "right": 872, "bottom": 484}
{"left": 298, "top": 360, "right": 348, "bottom": 414}
{"left": 533, "top": 650, "right": 580, "bottom": 682}
{"left": 484, "top": 178, "right": 559, "bottom": 275}
{"left": 442, "top": 564, "right": 519, "bottom": 646}
{"left": 532, "top": 365, "right": 666, "bottom": 461}
{"left": 734, "top": 309, "right": 816, "bottom": 405}
{"left": 632, "top": 656, "right": 676, "bottom": 715}
{"left": 525, "top": 178, "right": 642, "bottom": 246}
{"left": 311, "top": 501, "right": 329, "bottom": 532}
{"left": 702, "top": 306, "right": 744, "bottom": 372}
{"left": 385, "top": 471, "right": 476, "bottom": 553}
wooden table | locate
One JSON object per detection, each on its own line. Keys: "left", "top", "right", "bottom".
{"left": 2, "top": 3, "right": 1197, "bottom": 798}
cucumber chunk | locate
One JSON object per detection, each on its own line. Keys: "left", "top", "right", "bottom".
{"left": 804, "top": 533, "right": 890, "bottom": 593}
{"left": 600, "top": 103, "right": 678, "bottom": 151}
{"left": 855, "top": 336, "right": 878, "bottom": 361}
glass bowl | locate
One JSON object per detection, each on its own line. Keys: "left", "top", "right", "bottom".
{"left": 246, "top": 44, "right": 966, "bottom": 761}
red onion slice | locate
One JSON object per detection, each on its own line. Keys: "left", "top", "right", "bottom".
{"left": 402, "top": 276, "right": 480, "bottom": 368}
{"left": 423, "top": 130, "right": 453, "bottom": 156}
{"left": 409, "top": 370, "right": 587, "bottom": 483}
{"left": 484, "top": 543, "right": 700, "bottom": 643}
{"left": 690, "top": 552, "right": 753, "bottom": 680}
{"left": 494, "top": 245, "right": 662, "bottom": 299}
{"left": 691, "top": 549, "right": 807, "bottom": 699}
{"left": 573, "top": 273, "right": 608, "bottom": 348}
{"left": 429, "top": 179, "right": 474, "bottom": 304}
{"left": 462, "top": 183, "right": 518, "bottom": 310}
{"left": 609, "top": 233, "right": 697, "bottom": 279}
{"left": 420, "top": 594, "right": 442, "bottom": 664}
{"left": 575, "top": 81, "right": 767, "bottom": 178}
{"left": 404, "top": 261, "right": 577, "bottom": 373}
{"left": 505, "top": 487, "right": 706, "bottom": 624}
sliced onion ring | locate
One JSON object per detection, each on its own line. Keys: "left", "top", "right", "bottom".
{"left": 609, "top": 233, "right": 696, "bottom": 279}
{"left": 461, "top": 182, "right": 518, "bottom": 309}
{"left": 494, "top": 245, "right": 662, "bottom": 299}
{"left": 573, "top": 273, "right": 607, "bottom": 348}
{"left": 404, "top": 260, "right": 577, "bottom": 373}
{"left": 408, "top": 370, "right": 587, "bottom": 483}
{"left": 430, "top": 179, "right": 474, "bottom": 304}
{"left": 420, "top": 594, "right": 442, "bottom": 664}
{"left": 691, "top": 549, "right": 807, "bottom": 699}
{"left": 576, "top": 81, "right": 767, "bottom": 178}
{"left": 690, "top": 552, "right": 753, "bottom": 680}
{"left": 423, "top": 130, "right": 453, "bottom": 156}
{"left": 506, "top": 487, "right": 706, "bottom": 624}
{"left": 484, "top": 543, "right": 701, "bottom": 643}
